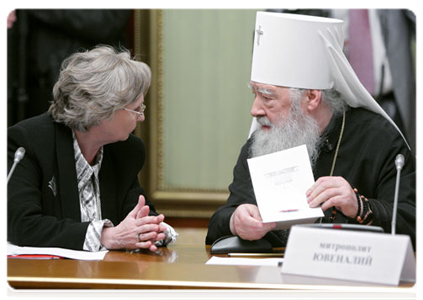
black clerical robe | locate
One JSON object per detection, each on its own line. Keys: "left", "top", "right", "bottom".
{"left": 206, "top": 107, "right": 416, "bottom": 249}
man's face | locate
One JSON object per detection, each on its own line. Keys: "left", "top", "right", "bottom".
{"left": 249, "top": 83, "right": 321, "bottom": 165}
{"left": 249, "top": 81, "right": 299, "bottom": 128}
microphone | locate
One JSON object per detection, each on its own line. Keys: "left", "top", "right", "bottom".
{"left": 391, "top": 154, "right": 404, "bottom": 235}
{"left": 395, "top": 154, "right": 405, "bottom": 171}
{"left": 7, "top": 147, "right": 26, "bottom": 184}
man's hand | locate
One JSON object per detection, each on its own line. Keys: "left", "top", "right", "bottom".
{"left": 101, "top": 195, "right": 166, "bottom": 251}
{"left": 229, "top": 204, "right": 276, "bottom": 240}
{"left": 307, "top": 176, "right": 358, "bottom": 218}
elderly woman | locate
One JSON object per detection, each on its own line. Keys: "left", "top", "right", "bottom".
{"left": 8, "top": 45, "right": 176, "bottom": 251}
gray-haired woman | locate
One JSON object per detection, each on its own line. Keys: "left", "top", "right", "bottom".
{"left": 8, "top": 45, "right": 177, "bottom": 251}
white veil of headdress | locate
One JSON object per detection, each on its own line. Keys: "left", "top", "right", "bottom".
{"left": 248, "top": 12, "right": 409, "bottom": 149}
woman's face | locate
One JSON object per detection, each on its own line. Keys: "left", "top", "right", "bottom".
{"left": 96, "top": 94, "right": 145, "bottom": 143}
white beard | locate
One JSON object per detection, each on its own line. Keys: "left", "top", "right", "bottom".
{"left": 250, "top": 101, "right": 322, "bottom": 168}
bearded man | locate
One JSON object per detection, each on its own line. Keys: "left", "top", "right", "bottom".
{"left": 205, "top": 12, "right": 415, "bottom": 249}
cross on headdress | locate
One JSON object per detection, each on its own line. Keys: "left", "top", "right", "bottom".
{"left": 256, "top": 25, "right": 264, "bottom": 45}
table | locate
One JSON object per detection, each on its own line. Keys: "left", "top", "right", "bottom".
{"left": 7, "top": 228, "right": 416, "bottom": 292}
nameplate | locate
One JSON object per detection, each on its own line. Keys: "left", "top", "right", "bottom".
{"left": 281, "top": 226, "right": 415, "bottom": 286}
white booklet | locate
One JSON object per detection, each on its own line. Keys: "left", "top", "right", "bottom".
{"left": 247, "top": 144, "right": 323, "bottom": 229}
{"left": 7, "top": 242, "right": 108, "bottom": 260}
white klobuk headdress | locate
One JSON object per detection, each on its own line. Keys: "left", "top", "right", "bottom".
{"left": 249, "top": 12, "right": 408, "bottom": 148}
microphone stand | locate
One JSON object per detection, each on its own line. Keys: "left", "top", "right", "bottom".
{"left": 391, "top": 154, "right": 404, "bottom": 235}
{"left": 7, "top": 147, "right": 25, "bottom": 184}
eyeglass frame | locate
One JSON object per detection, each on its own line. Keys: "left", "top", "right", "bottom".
{"left": 123, "top": 103, "right": 146, "bottom": 119}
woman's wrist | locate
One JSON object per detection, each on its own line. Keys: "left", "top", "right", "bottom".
{"left": 101, "top": 226, "right": 116, "bottom": 249}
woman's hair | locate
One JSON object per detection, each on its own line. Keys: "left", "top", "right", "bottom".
{"left": 49, "top": 45, "right": 151, "bottom": 132}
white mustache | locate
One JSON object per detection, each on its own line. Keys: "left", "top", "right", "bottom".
{"left": 256, "top": 116, "right": 273, "bottom": 127}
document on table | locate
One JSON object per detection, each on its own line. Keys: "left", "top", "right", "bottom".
{"left": 247, "top": 144, "right": 323, "bottom": 229}
{"left": 7, "top": 242, "right": 108, "bottom": 260}
{"left": 206, "top": 256, "right": 283, "bottom": 267}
